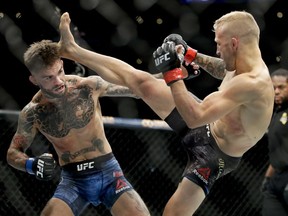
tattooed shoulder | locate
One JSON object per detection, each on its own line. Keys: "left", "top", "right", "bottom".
{"left": 94, "top": 76, "right": 104, "bottom": 91}
{"left": 19, "top": 104, "right": 36, "bottom": 133}
{"left": 66, "top": 77, "right": 78, "bottom": 85}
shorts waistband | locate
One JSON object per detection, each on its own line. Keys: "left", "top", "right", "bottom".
{"left": 61, "top": 152, "right": 114, "bottom": 174}
{"left": 206, "top": 124, "right": 241, "bottom": 160}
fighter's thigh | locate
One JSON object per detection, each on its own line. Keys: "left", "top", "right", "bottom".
{"left": 163, "top": 178, "right": 205, "bottom": 216}
{"left": 41, "top": 197, "right": 73, "bottom": 216}
{"left": 110, "top": 189, "right": 150, "bottom": 216}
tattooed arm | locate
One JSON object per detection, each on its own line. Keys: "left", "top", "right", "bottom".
{"left": 6, "top": 105, "right": 37, "bottom": 172}
{"left": 193, "top": 53, "right": 226, "bottom": 80}
{"left": 89, "top": 76, "right": 140, "bottom": 98}
{"left": 105, "top": 83, "right": 140, "bottom": 98}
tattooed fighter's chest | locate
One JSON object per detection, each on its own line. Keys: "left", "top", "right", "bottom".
{"left": 34, "top": 87, "right": 95, "bottom": 138}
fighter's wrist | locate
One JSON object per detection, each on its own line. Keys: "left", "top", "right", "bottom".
{"left": 163, "top": 68, "right": 184, "bottom": 86}
{"left": 185, "top": 47, "right": 197, "bottom": 64}
{"left": 25, "top": 158, "right": 35, "bottom": 175}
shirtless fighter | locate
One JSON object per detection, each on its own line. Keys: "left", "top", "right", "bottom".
{"left": 6, "top": 39, "right": 150, "bottom": 215}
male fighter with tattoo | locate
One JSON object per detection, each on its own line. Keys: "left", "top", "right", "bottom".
{"left": 57, "top": 11, "right": 274, "bottom": 216}
{"left": 6, "top": 39, "right": 150, "bottom": 216}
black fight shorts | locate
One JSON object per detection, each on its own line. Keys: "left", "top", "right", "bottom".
{"left": 181, "top": 124, "right": 241, "bottom": 195}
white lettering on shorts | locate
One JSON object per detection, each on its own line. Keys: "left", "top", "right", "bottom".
{"left": 216, "top": 158, "right": 225, "bottom": 179}
{"left": 115, "top": 178, "right": 131, "bottom": 194}
{"left": 206, "top": 124, "right": 210, "bottom": 137}
{"left": 193, "top": 168, "right": 209, "bottom": 185}
{"left": 76, "top": 161, "right": 95, "bottom": 171}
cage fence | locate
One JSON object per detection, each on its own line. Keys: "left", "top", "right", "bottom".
{"left": 0, "top": 111, "right": 269, "bottom": 216}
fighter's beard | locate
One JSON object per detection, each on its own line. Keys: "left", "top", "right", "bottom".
{"left": 39, "top": 84, "right": 67, "bottom": 99}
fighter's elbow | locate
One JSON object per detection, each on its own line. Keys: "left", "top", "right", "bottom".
{"left": 6, "top": 149, "right": 14, "bottom": 167}
{"left": 6, "top": 147, "right": 22, "bottom": 167}
{"left": 184, "top": 112, "right": 206, "bottom": 129}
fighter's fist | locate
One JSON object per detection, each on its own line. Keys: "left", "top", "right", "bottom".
{"left": 25, "top": 153, "right": 57, "bottom": 181}
{"left": 164, "top": 33, "right": 188, "bottom": 52}
{"left": 153, "top": 42, "right": 181, "bottom": 72}
{"left": 164, "top": 33, "right": 197, "bottom": 64}
{"left": 153, "top": 42, "right": 184, "bottom": 85}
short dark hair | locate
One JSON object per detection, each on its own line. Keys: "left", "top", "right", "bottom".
{"left": 271, "top": 68, "right": 288, "bottom": 82}
{"left": 23, "top": 40, "right": 60, "bottom": 74}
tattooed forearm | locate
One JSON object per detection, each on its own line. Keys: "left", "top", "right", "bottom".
{"left": 106, "top": 83, "right": 139, "bottom": 98}
{"left": 7, "top": 134, "right": 31, "bottom": 171}
{"left": 95, "top": 76, "right": 139, "bottom": 98}
{"left": 12, "top": 135, "right": 30, "bottom": 151}
{"left": 194, "top": 53, "right": 226, "bottom": 80}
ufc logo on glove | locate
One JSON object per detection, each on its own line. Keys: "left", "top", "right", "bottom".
{"left": 154, "top": 53, "right": 170, "bottom": 66}
{"left": 36, "top": 159, "right": 45, "bottom": 178}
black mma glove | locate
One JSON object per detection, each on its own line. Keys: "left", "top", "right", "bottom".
{"left": 153, "top": 41, "right": 184, "bottom": 85}
{"left": 163, "top": 33, "right": 198, "bottom": 64}
{"left": 183, "top": 64, "right": 201, "bottom": 80}
{"left": 25, "top": 153, "right": 56, "bottom": 181}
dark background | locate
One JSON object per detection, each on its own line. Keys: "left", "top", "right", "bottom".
{"left": 0, "top": 1, "right": 287, "bottom": 215}
{"left": 0, "top": 0, "right": 287, "bottom": 117}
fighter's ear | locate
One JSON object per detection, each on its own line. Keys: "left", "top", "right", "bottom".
{"left": 29, "top": 75, "right": 37, "bottom": 86}
{"left": 231, "top": 37, "right": 239, "bottom": 50}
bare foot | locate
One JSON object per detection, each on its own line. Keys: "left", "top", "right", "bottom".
{"left": 58, "top": 12, "right": 77, "bottom": 58}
